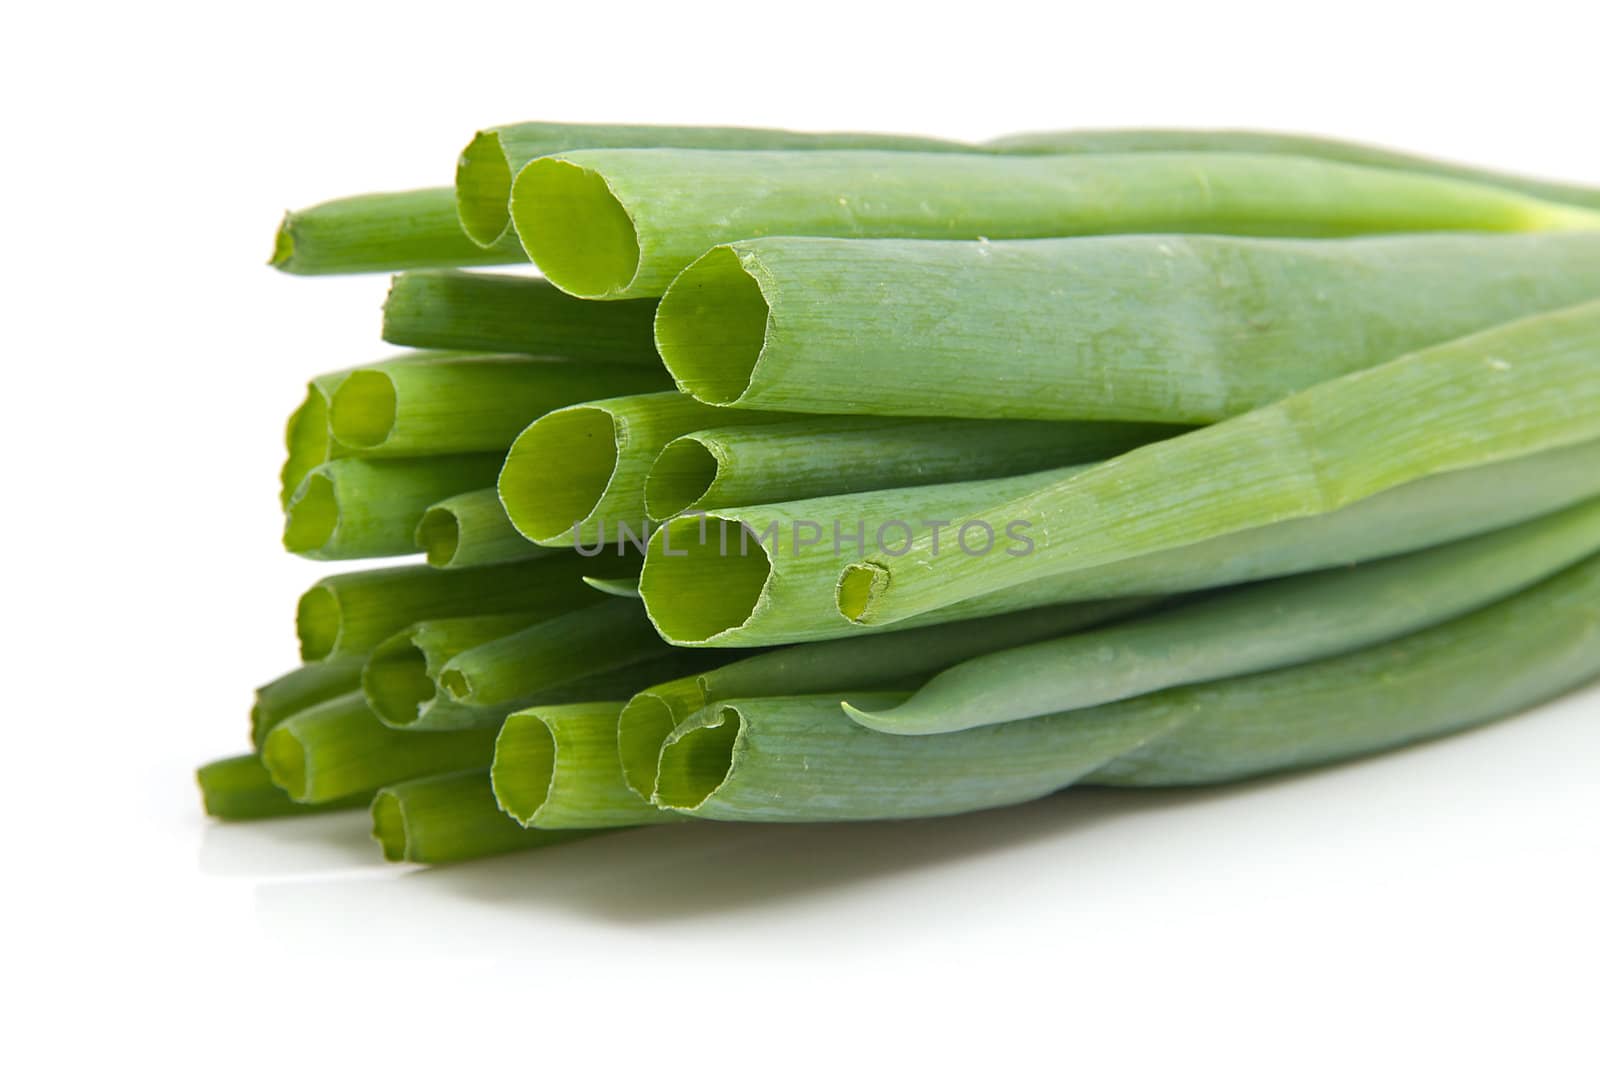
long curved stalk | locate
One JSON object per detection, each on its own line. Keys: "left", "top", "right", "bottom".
{"left": 840, "top": 300, "right": 1600, "bottom": 627}
{"left": 654, "top": 552, "right": 1600, "bottom": 820}
{"left": 371, "top": 770, "right": 600, "bottom": 864}
{"left": 655, "top": 232, "right": 1600, "bottom": 421}
{"left": 492, "top": 703, "right": 679, "bottom": 828}
{"left": 644, "top": 416, "right": 1176, "bottom": 521}
{"left": 283, "top": 454, "right": 503, "bottom": 560}
{"left": 271, "top": 188, "right": 520, "bottom": 275}
{"left": 849, "top": 497, "right": 1600, "bottom": 733}
{"left": 250, "top": 655, "right": 366, "bottom": 748}
{"left": 197, "top": 754, "right": 371, "bottom": 820}
{"left": 415, "top": 489, "right": 550, "bottom": 569}
{"left": 382, "top": 271, "right": 662, "bottom": 364}
{"left": 511, "top": 149, "right": 1600, "bottom": 299}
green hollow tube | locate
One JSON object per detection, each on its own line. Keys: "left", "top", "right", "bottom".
{"left": 640, "top": 467, "right": 1083, "bottom": 646}
{"left": 381, "top": 271, "right": 662, "bottom": 365}
{"left": 616, "top": 599, "right": 1157, "bottom": 801}
{"left": 644, "top": 416, "right": 1178, "bottom": 521}
{"left": 296, "top": 553, "right": 636, "bottom": 661}
{"left": 654, "top": 551, "right": 1600, "bottom": 820}
{"left": 457, "top": 121, "right": 969, "bottom": 250}
{"left": 985, "top": 128, "right": 1600, "bottom": 211}
{"left": 511, "top": 149, "right": 1600, "bottom": 299}
{"left": 840, "top": 300, "right": 1600, "bottom": 627}
{"left": 499, "top": 392, "right": 797, "bottom": 548}
{"left": 283, "top": 453, "right": 503, "bottom": 561}
{"left": 415, "top": 489, "right": 551, "bottom": 569}
{"left": 437, "top": 599, "right": 670, "bottom": 708}
{"left": 492, "top": 703, "right": 679, "bottom": 829}
{"left": 196, "top": 754, "right": 372, "bottom": 820}
{"left": 370, "top": 770, "right": 602, "bottom": 864}
{"left": 270, "top": 188, "right": 522, "bottom": 275}
{"left": 250, "top": 655, "right": 366, "bottom": 749}
{"left": 655, "top": 232, "right": 1600, "bottom": 421}
{"left": 261, "top": 692, "right": 498, "bottom": 804}
{"left": 363, "top": 613, "right": 550, "bottom": 728}
{"left": 848, "top": 497, "right": 1600, "bottom": 734}
{"left": 327, "top": 356, "right": 670, "bottom": 457}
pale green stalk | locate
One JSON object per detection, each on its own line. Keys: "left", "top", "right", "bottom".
{"left": 283, "top": 454, "right": 502, "bottom": 560}
{"left": 327, "top": 355, "right": 669, "bottom": 456}
{"left": 656, "top": 232, "right": 1600, "bottom": 421}
{"left": 415, "top": 489, "right": 551, "bottom": 569}
{"left": 456, "top": 121, "right": 968, "bottom": 249}
{"left": 654, "top": 552, "right": 1600, "bottom": 820}
{"left": 645, "top": 416, "right": 1177, "bottom": 521}
{"left": 271, "top": 188, "right": 521, "bottom": 275}
{"left": 492, "top": 703, "right": 678, "bottom": 828}
{"left": 296, "top": 554, "right": 636, "bottom": 661}
{"left": 363, "top": 613, "right": 549, "bottom": 728}
{"left": 371, "top": 770, "right": 601, "bottom": 864}
{"left": 849, "top": 497, "right": 1600, "bottom": 733}
{"left": 250, "top": 655, "right": 366, "bottom": 749}
{"left": 499, "top": 392, "right": 797, "bottom": 547}
{"left": 261, "top": 692, "right": 498, "bottom": 803}
{"left": 841, "top": 300, "right": 1600, "bottom": 626}
{"left": 196, "top": 754, "right": 371, "bottom": 820}
{"left": 381, "top": 271, "right": 662, "bottom": 365}
{"left": 511, "top": 149, "right": 1600, "bottom": 299}
{"left": 617, "top": 599, "right": 1156, "bottom": 800}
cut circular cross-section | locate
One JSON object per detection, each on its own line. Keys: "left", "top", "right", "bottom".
{"left": 490, "top": 713, "right": 557, "bottom": 826}
{"left": 639, "top": 516, "right": 772, "bottom": 645}
{"left": 499, "top": 406, "right": 620, "bottom": 545}
{"left": 654, "top": 246, "right": 771, "bottom": 405}
{"left": 328, "top": 370, "right": 400, "bottom": 450}
{"left": 511, "top": 158, "right": 641, "bottom": 298}
{"left": 644, "top": 437, "right": 721, "bottom": 520}
{"left": 653, "top": 706, "right": 743, "bottom": 810}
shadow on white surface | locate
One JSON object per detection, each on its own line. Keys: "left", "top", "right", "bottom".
{"left": 199, "top": 810, "right": 383, "bottom": 878}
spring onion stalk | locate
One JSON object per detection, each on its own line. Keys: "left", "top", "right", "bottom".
{"left": 271, "top": 188, "right": 521, "bottom": 275}
{"left": 499, "top": 392, "right": 797, "bottom": 547}
{"left": 261, "top": 692, "right": 498, "bottom": 803}
{"left": 840, "top": 300, "right": 1600, "bottom": 627}
{"left": 512, "top": 149, "right": 1600, "bottom": 299}
{"left": 363, "top": 613, "right": 549, "bottom": 727}
{"left": 371, "top": 770, "right": 601, "bottom": 863}
{"left": 457, "top": 121, "right": 969, "bottom": 250}
{"left": 655, "top": 550, "right": 1600, "bottom": 820}
{"left": 617, "top": 599, "right": 1156, "bottom": 800}
{"left": 492, "top": 703, "right": 680, "bottom": 828}
{"left": 583, "top": 575, "right": 641, "bottom": 598}
{"left": 283, "top": 453, "right": 503, "bottom": 560}
{"left": 437, "top": 599, "right": 669, "bottom": 707}
{"left": 297, "top": 554, "right": 636, "bottom": 661}
{"left": 250, "top": 655, "right": 366, "bottom": 749}
{"left": 655, "top": 232, "right": 1600, "bottom": 421}
{"left": 196, "top": 754, "right": 371, "bottom": 820}
{"left": 381, "top": 271, "right": 663, "bottom": 365}
{"left": 644, "top": 416, "right": 1177, "bottom": 521}
{"left": 415, "top": 489, "right": 551, "bottom": 569}
{"left": 327, "top": 356, "right": 670, "bottom": 456}
{"left": 985, "top": 128, "right": 1600, "bottom": 211}
{"left": 848, "top": 497, "right": 1600, "bottom": 734}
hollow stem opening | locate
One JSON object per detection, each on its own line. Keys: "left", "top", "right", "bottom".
{"left": 491, "top": 714, "right": 557, "bottom": 825}
{"left": 645, "top": 437, "right": 720, "bottom": 520}
{"left": 640, "top": 517, "right": 772, "bottom": 644}
{"left": 654, "top": 707, "right": 742, "bottom": 810}
{"left": 654, "top": 246, "right": 770, "bottom": 404}
{"left": 511, "top": 158, "right": 641, "bottom": 298}
{"left": 329, "top": 370, "right": 399, "bottom": 449}
{"left": 499, "top": 407, "right": 620, "bottom": 544}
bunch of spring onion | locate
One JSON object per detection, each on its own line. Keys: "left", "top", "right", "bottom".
{"left": 198, "top": 121, "right": 1600, "bottom": 865}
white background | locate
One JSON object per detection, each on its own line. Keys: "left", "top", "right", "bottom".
{"left": 5, "top": 1, "right": 1597, "bottom": 1063}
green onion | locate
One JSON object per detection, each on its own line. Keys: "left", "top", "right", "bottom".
{"left": 271, "top": 188, "right": 521, "bottom": 275}
{"left": 197, "top": 754, "right": 371, "bottom": 820}
{"left": 617, "top": 599, "right": 1155, "bottom": 801}
{"left": 511, "top": 149, "right": 1600, "bottom": 299}
{"left": 326, "top": 355, "right": 669, "bottom": 456}
{"left": 848, "top": 497, "right": 1600, "bottom": 734}
{"left": 415, "top": 488, "right": 551, "bottom": 569}
{"left": 250, "top": 655, "right": 366, "bottom": 749}
{"left": 492, "top": 703, "right": 679, "bottom": 828}
{"left": 986, "top": 128, "right": 1600, "bottom": 211}
{"left": 499, "top": 392, "right": 796, "bottom": 547}
{"left": 655, "top": 232, "right": 1600, "bottom": 421}
{"left": 371, "top": 770, "right": 600, "bottom": 863}
{"left": 261, "top": 692, "right": 498, "bottom": 803}
{"left": 456, "top": 121, "right": 969, "bottom": 250}
{"left": 296, "top": 554, "right": 635, "bottom": 661}
{"left": 840, "top": 300, "right": 1600, "bottom": 627}
{"left": 644, "top": 416, "right": 1177, "bottom": 521}
{"left": 381, "top": 271, "right": 662, "bottom": 364}
{"left": 437, "top": 599, "right": 670, "bottom": 708}
{"left": 362, "top": 613, "right": 548, "bottom": 728}
{"left": 283, "top": 454, "right": 503, "bottom": 560}
{"left": 655, "top": 550, "right": 1600, "bottom": 820}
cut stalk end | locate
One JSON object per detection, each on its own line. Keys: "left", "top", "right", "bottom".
{"left": 283, "top": 472, "right": 338, "bottom": 555}
{"left": 269, "top": 212, "right": 298, "bottom": 271}
{"left": 511, "top": 158, "right": 641, "bottom": 298}
{"left": 490, "top": 712, "right": 557, "bottom": 825}
{"left": 617, "top": 692, "right": 679, "bottom": 800}
{"left": 654, "top": 246, "right": 770, "bottom": 405}
{"left": 363, "top": 638, "right": 435, "bottom": 727}
{"left": 645, "top": 437, "right": 720, "bottom": 520}
{"left": 260, "top": 727, "right": 310, "bottom": 802}
{"left": 499, "top": 407, "right": 620, "bottom": 545}
{"left": 328, "top": 370, "right": 399, "bottom": 450}
{"left": 455, "top": 130, "right": 516, "bottom": 247}
{"left": 836, "top": 562, "right": 888, "bottom": 623}
{"left": 415, "top": 505, "right": 462, "bottom": 566}
{"left": 370, "top": 791, "right": 409, "bottom": 861}
{"left": 640, "top": 517, "right": 772, "bottom": 645}
{"left": 295, "top": 585, "right": 341, "bottom": 661}
{"left": 653, "top": 706, "right": 742, "bottom": 811}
